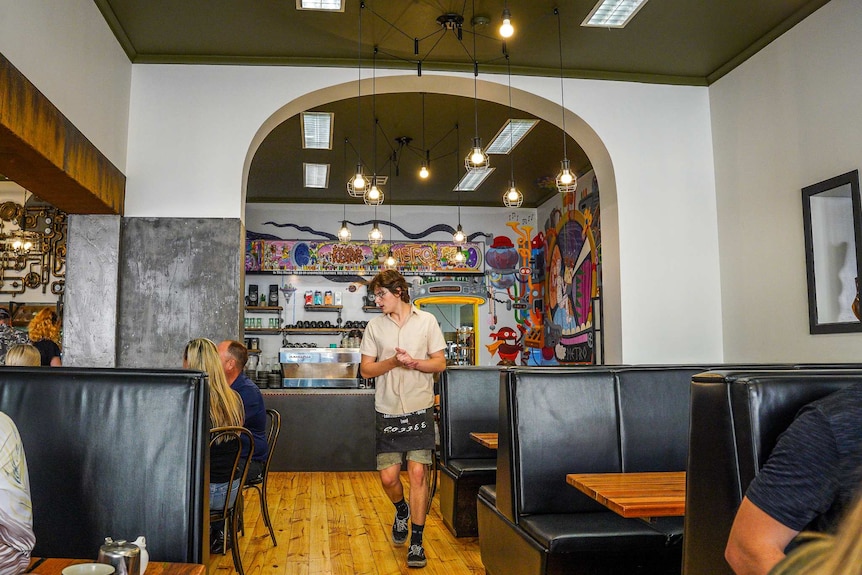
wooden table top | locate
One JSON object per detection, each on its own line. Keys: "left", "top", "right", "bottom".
{"left": 26, "top": 557, "right": 205, "bottom": 575}
{"left": 469, "top": 432, "right": 498, "bottom": 450}
{"left": 566, "top": 471, "right": 686, "bottom": 519}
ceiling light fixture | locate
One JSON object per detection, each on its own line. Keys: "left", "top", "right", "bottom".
{"left": 347, "top": 2, "right": 366, "bottom": 198}
{"left": 296, "top": 0, "right": 345, "bottom": 12}
{"left": 368, "top": 220, "right": 383, "bottom": 245}
{"left": 419, "top": 93, "right": 430, "bottom": 179}
{"left": 338, "top": 139, "right": 351, "bottom": 242}
{"left": 485, "top": 119, "right": 538, "bottom": 155}
{"left": 499, "top": 5, "right": 514, "bottom": 38}
{"left": 453, "top": 123, "right": 467, "bottom": 246}
{"left": 582, "top": 0, "right": 649, "bottom": 28}
{"left": 465, "top": 1, "right": 489, "bottom": 172}
{"left": 554, "top": 8, "right": 577, "bottom": 194}
{"left": 502, "top": 53, "right": 523, "bottom": 208}
{"left": 364, "top": 47, "right": 385, "bottom": 206}
{"left": 301, "top": 112, "right": 334, "bottom": 149}
{"left": 303, "top": 163, "right": 330, "bottom": 188}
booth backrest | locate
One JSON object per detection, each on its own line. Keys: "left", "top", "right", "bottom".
{"left": 0, "top": 367, "right": 209, "bottom": 563}
{"left": 438, "top": 366, "right": 506, "bottom": 465}
{"left": 684, "top": 370, "right": 862, "bottom": 575}
{"left": 496, "top": 365, "right": 705, "bottom": 522}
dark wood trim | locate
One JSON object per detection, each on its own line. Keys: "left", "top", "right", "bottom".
{"left": 0, "top": 51, "right": 125, "bottom": 214}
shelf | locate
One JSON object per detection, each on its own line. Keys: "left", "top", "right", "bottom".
{"left": 362, "top": 306, "right": 382, "bottom": 313}
{"left": 243, "top": 328, "right": 281, "bottom": 335}
{"left": 245, "top": 306, "right": 283, "bottom": 313}
{"left": 305, "top": 305, "right": 343, "bottom": 311}
{"left": 284, "top": 328, "right": 358, "bottom": 335}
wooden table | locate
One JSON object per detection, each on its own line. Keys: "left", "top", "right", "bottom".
{"left": 566, "top": 471, "right": 686, "bottom": 520}
{"left": 26, "top": 558, "right": 205, "bottom": 575}
{"left": 469, "top": 432, "right": 498, "bottom": 449}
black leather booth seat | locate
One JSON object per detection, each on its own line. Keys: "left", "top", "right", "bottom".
{"left": 683, "top": 369, "right": 862, "bottom": 575}
{"left": 0, "top": 367, "right": 209, "bottom": 563}
{"left": 437, "top": 366, "right": 506, "bottom": 537}
{"left": 479, "top": 365, "right": 706, "bottom": 575}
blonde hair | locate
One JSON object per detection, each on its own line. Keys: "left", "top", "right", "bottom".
{"left": 28, "top": 308, "right": 60, "bottom": 343}
{"left": 184, "top": 338, "right": 244, "bottom": 431}
{"left": 811, "top": 488, "right": 862, "bottom": 575}
{"left": 5, "top": 344, "right": 40, "bottom": 366}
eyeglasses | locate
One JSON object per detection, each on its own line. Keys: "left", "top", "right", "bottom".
{"left": 373, "top": 290, "right": 389, "bottom": 301}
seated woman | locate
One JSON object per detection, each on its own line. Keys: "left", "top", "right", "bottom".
{"left": 0, "top": 411, "right": 35, "bottom": 574}
{"left": 27, "top": 309, "right": 61, "bottom": 367}
{"left": 4, "top": 344, "right": 41, "bottom": 367}
{"left": 183, "top": 338, "right": 245, "bottom": 553}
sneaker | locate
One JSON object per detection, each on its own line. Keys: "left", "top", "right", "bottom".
{"left": 407, "top": 544, "right": 427, "bottom": 568}
{"left": 392, "top": 507, "right": 410, "bottom": 545}
{"left": 210, "top": 529, "right": 225, "bottom": 554}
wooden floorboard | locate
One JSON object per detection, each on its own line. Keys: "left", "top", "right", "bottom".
{"left": 208, "top": 471, "right": 484, "bottom": 575}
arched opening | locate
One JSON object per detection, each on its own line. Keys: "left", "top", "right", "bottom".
{"left": 242, "top": 73, "right": 622, "bottom": 363}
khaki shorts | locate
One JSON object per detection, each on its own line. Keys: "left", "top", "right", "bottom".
{"left": 376, "top": 449, "right": 433, "bottom": 470}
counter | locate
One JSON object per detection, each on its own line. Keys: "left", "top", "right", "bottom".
{"left": 263, "top": 388, "right": 376, "bottom": 471}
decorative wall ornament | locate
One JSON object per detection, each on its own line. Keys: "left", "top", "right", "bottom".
{"left": 0, "top": 200, "right": 66, "bottom": 296}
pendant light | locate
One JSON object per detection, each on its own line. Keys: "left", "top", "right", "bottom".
{"left": 347, "top": 2, "right": 367, "bottom": 197}
{"left": 418, "top": 93, "right": 430, "bottom": 179}
{"left": 502, "top": 53, "right": 523, "bottom": 208}
{"left": 338, "top": 138, "right": 352, "bottom": 241}
{"left": 368, "top": 217, "right": 383, "bottom": 245}
{"left": 465, "top": 1, "right": 489, "bottom": 172}
{"left": 453, "top": 123, "right": 467, "bottom": 254}
{"left": 364, "top": 47, "right": 385, "bottom": 206}
{"left": 499, "top": 3, "right": 514, "bottom": 38}
{"left": 383, "top": 160, "right": 398, "bottom": 269}
{"left": 555, "top": 7, "right": 577, "bottom": 194}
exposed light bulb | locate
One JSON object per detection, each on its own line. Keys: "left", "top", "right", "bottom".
{"left": 338, "top": 221, "right": 351, "bottom": 243}
{"left": 23, "top": 241, "right": 32, "bottom": 251}
{"left": 559, "top": 170, "right": 573, "bottom": 185}
{"left": 354, "top": 173, "right": 366, "bottom": 189}
{"left": 556, "top": 158, "right": 577, "bottom": 193}
{"left": 347, "top": 164, "right": 366, "bottom": 197}
{"left": 503, "top": 182, "right": 523, "bottom": 208}
{"left": 453, "top": 224, "right": 467, "bottom": 245}
{"left": 419, "top": 164, "right": 429, "bottom": 179}
{"left": 367, "top": 185, "right": 380, "bottom": 200}
{"left": 11, "top": 240, "right": 22, "bottom": 250}
{"left": 499, "top": 9, "right": 514, "bottom": 38}
{"left": 454, "top": 250, "right": 465, "bottom": 263}
{"left": 368, "top": 222, "right": 383, "bottom": 245}
{"left": 384, "top": 251, "right": 398, "bottom": 269}
{"left": 470, "top": 147, "right": 485, "bottom": 166}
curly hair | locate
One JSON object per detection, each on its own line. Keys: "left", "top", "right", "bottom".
{"left": 368, "top": 269, "right": 411, "bottom": 303}
{"left": 28, "top": 308, "right": 60, "bottom": 343}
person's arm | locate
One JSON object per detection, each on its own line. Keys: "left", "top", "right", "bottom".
{"left": 394, "top": 347, "right": 446, "bottom": 373}
{"left": 725, "top": 496, "right": 800, "bottom": 575}
{"left": 50, "top": 355, "right": 61, "bottom": 367}
{"left": 360, "top": 353, "right": 401, "bottom": 379}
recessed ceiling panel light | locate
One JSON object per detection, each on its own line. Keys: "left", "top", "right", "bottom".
{"left": 582, "top": 0, "right": 649, "bottom": 28}
{"left": 296, "top": 0, "right": 345, "bottom": 12}
{"left": 454, "top": 167, "right": 495, "bottom": 192}
{"left": 485, "top": 119, "right": 539, "bottom": 154}
{"left": 301, "top": 112, "right": 334, "bottom": 150}
{"left": 304, "top": 163, "right": 330, "bottom": 188}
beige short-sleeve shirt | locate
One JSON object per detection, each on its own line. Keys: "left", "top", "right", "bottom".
{"left": 360, "top": 306, "right": 446, "bottom": 415}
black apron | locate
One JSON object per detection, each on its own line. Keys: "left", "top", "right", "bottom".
{"left": 375, "top": 408, "right": 435, "bottom": 453}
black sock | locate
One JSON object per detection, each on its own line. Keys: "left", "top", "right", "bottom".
{"left": 394, "top": 498, "right": 409, "bottom": 519}
{"left": 410, "top": 523, "right": 424, "bottom": 546}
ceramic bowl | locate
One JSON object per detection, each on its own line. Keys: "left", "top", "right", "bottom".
{"left": 61, "top": 564, "right": 115, "bottom": 575}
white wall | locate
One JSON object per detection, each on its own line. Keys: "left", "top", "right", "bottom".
{"left": 127, "top": 66, "right": 722, "bottom": 364}
{"left": 710, "top": 0, "right": 862, "bottom": 362}
{"left": 0, "top": 0, "right": 132, "bottom": 170}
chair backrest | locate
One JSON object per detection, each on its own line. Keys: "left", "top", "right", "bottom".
{"left": 263, "top": 409, "right": 281, "bottom": 475}
{"left": 684, "top": 370, "right": 862, "bottom": 575}
{"left": 0, "top": 367, "right": 209, "bottom": 563}
{"left": 209, "top": 426, "right": 254, "bottom": 519}
{"left": 438, "top": 366, "right": 504, "bottom": 465}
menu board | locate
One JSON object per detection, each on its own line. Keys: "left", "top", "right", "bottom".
{"left": 246, "top": 239, "right": 484, "bottom": 274}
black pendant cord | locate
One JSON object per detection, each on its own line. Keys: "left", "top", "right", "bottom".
{"left": 507, "top": 53, "right": 515, "bottom": 184}
{"left": 556, "top": 7, "right": 567, "bottom": 161}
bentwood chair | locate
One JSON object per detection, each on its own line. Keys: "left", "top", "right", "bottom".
{"left": 241, "top": 408, "right": 281, "bottom": 546}
{"left": 210, "top": 426, "right": 254, "bottom": 575}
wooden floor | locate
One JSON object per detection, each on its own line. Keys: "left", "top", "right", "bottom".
{"left": 208, "top": 471, "right": 485, "bottom": 575}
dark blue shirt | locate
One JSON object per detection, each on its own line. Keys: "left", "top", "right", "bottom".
{"left": 746, "top": 382, "right": 862, "bottom": 533}
{"left": 230, "top": 372, "right": 269, "bottom": 462}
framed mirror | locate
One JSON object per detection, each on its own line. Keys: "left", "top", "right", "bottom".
{"left": 801, "top": 170, "right": 862, "bottom": 333}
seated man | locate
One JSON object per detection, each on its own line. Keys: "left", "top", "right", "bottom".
{"left": 0, "top": 411, "right": 35, "bottom": 574}
{"left": 218, "top": 340, "right": 269, "bottom": 481}
{"left": 725, "top": 382, "right": 862, "bottom": 575}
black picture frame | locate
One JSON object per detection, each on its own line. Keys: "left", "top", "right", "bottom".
{"left": 801, "top": 170, "right": 862, "bottom": 333}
